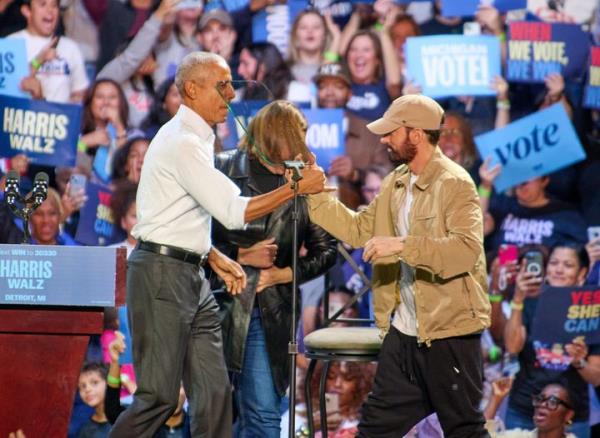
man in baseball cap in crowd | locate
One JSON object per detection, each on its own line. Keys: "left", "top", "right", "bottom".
{"left": 314, "top": 62, "right": 391, "bottom": 210}
{"left": 306, "top": 94, "right": 491, "bottom": 437}
{"left": 197, "top": 9, "right": 237, "bottom": 64}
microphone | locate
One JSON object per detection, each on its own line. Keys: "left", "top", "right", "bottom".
{"left": 31, "top": 172, "right": 49, "bottom": 207}
{"left": 4, "top": 170, "right": 20, "bottom": 206}
{"left": 284, "top": 160, "right": 305, "bottom": 182}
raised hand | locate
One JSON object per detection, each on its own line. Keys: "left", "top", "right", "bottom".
{"left": 328, "top": 155, "right": 354, "bottom": 180}
{"left": 479, "top": 156, "right": 502, "bottom": 190}
{"left": 108, "top": 331, "right": 126, "bottom": 364}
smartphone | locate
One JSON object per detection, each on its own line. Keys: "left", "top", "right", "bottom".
{"left": 325, "top": 392, "right": 339, "bottom": 413}
{"left": 588, "top": 226, "right": 600, "bottom": 245}
{"left": 498, "top": 244, "right": 518, "bottom": 266}
{"left": 524, "top": 250, "right": 544, "bottom": 278}
{"left": 463, "top": 21, "right": 482, "bottom": 36}
{"left": 69, "top": 173, "right": 87, "bottom": 196}
{"left": 502, "top": 354, "right": 521, "bottom": 378}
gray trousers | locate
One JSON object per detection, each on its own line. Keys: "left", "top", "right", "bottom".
{"left": 110, "top": 249, "right": 232, "bottom": 438}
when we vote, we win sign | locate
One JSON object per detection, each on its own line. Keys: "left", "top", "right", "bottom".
{"left": 506, "top": 21, "right": 590, "bottom": 83}
{"left": 475, "top": 103, "right": 586, "bottom": 193}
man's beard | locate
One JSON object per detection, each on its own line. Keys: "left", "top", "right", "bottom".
{"left": 387, "top": 140, "right": 418, "bottom": 166}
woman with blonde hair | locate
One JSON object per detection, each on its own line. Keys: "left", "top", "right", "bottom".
{"left": 211, "top": 100, "right": 337, "bottom": 438}
{"left": 288, "top": 10, "right": 341, "bottom": 85}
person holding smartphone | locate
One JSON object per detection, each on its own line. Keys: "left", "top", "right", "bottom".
{"left": 503, "top": 243, "right": 600, "bottom": 437}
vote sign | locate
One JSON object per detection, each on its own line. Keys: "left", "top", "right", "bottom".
{"left": 531, "top": 285, "right": 600, "bottom": 345}
{"left": 506, "top": 21, "right": 590, "bottom": 83}
{"left": 405, "top": 35, "right": 501, "bottom": 98}
{"left": 583, "top": 46, "right": 600, "bottom": 110}
{"left": 474, "top": 103, "right": 586, "bottom": 193}
{"left": 0, "top": 38, "right": 29, "bottom": 98}
{"left": 301, "top": 108, "right": 345, "bottom": 171}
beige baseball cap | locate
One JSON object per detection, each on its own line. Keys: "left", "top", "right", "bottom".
{"left": 198, "top": 9, "right": 233, "bottom": 31}
{"left": 367, "top": 94, "right": 444, "bottom": 135}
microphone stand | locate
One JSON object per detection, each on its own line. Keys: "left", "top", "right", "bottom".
{"left": 284, "top": 161, "right": 304, "bottom": 438}
{"left": 4, "top": 172, "right": 49, "bottom": 244}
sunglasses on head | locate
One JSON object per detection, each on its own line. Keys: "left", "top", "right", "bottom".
{"left": 532, "top": 394, "right": 572, "bottom": 411}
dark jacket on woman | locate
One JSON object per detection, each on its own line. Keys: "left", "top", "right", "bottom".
{"left": 211, "top": 149, "right": 337, "bottom": 396}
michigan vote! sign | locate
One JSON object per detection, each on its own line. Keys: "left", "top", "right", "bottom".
{"left": 0, "top": 95, "right": 81, "bottom": 167}
{"left": 506, "top": 21, "right": 590, "bottom": 83}
{"left": 474, "top": 103, "right": 586, "bottom": 193}
{"left": 405, "top": 35, "right": 501, "bottom": 98}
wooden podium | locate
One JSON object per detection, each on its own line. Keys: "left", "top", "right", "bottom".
{"left": 0, "top": 245, "right": 126, "bottom": 437}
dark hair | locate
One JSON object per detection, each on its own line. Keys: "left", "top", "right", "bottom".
{"left": 443, "top": 112, "right": 477, "bottom": 168}
{"left": 81, "top": 79, "right": 129, "bottom": 134}
{"left": 110, "top": 180, "right": 138, "bottom": 229}
{"left": 549, "top": 242, "right": 590, "bottom": 271}
{"left": 391, "top": 14, "right": 421, "bottom": 37}
{"left": 142, "top": 78, "right": 177, "bottom": 131}
{"left": 80, "top": 362, "right": 108, "bottom": 380}
{"left": 242, "top": 42, "right": 292, "bottom": 100}
{"left": 111, "top": 136, "right": 150, "bottom": 181}
{"left": 103, "top": 307, "right": 119, "bottom": 331}
{"left": 345, "top": 30, "right": 384, "bottom": 83}
{"left": 540, "top": 379, "right": 579, "bottom": 413}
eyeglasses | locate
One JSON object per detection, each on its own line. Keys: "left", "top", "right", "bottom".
{"left": 531, "top": 394, "right": 572, "bottom": 411}
{"left": 440, "top": 128, "right": 463, "bottom": 138}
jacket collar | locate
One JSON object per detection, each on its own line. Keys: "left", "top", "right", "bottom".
{"left": 176, "top": 104, "right": 215, "bottom": 142}
{"left": 392, "top": 146, "right": 444, "bottom": 191}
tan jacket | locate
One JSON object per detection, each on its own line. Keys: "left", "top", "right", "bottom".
{"left": 308, "top": 147, "right": 490, "bottom": 344}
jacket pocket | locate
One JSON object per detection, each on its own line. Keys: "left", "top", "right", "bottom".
{"left": 412, "top": 214, "right": 436, "bottom": 233}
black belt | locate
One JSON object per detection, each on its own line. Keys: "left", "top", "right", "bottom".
{"left": 137, "top": 240, "right": 208, "bottom": 267}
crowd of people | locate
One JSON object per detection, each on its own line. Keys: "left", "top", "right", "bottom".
{"left": 1, "top": 0, "right": 600, "bottom": 437}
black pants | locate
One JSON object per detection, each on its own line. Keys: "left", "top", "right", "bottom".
{"left": 110, "top": 249, "right": 232, "bottom": 438}
{"left": 357, "top": 326, "right": 490, "bottom": 438}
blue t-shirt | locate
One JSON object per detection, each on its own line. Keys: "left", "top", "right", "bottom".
{"left": 347, "top": 79, "right": 390, "bottom": 121}
{"left": 488, "top": 195, "right": 588, "bottom": 255}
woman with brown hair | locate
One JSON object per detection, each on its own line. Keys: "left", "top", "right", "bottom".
{"left": 211, "top": 100, "right": 337, "bottom": 438}
{"left": 79, "top": 79, "right": 130, "bottom": 155}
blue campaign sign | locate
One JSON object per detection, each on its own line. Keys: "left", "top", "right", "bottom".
{"left": 302, "top": 108, "right": 345, "bottom": 171}
{"left": 475, "top": 103, "right": 586, "bottom": 193}
{"left": 583, "top": 46, "right": 600, "bottom": 110}
{"left": 0, "top": 244, "right": 118, "bottom": 306}
{"left": 76, "top": 182, "right": 127, "bottom": 246}
{"left": 219, "top": 100, "right": 269, "bottom": 150}
{"left": 252, "top": 0, "right": 307, "bottom": 56}
{"left": 441, "top": 0, "right": 526, "bottom": 17}
{"left": 0, "top": 38, "right": 29, "bottom": 98}
{"left": 531, "top": 285, "right": 600, "bottom": 345}
{"left": 0, "top": 95, "right": 81, "bottom": 166}
{"left": 506, "top": 21, "right": 590, "bottom": 83}
{"left": 405, "top": 35, "right": 501, "bottom": 98}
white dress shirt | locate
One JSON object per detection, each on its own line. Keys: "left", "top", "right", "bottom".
{"left": 132, "top": 104, "right": 249, "bottom": 255}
